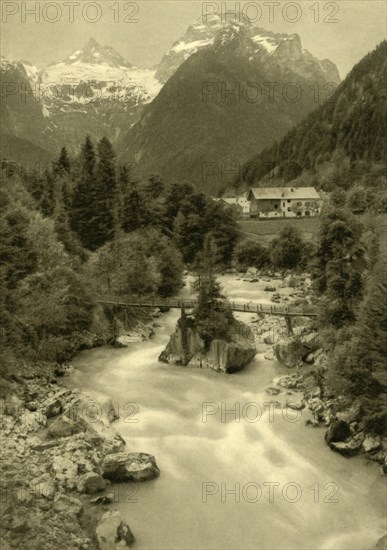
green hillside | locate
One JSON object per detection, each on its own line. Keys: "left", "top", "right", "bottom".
{"left": 236, "top": 41, "right": 386, "bottom": 196}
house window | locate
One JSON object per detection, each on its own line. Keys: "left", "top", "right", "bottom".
{"left": 305, "top": 211, "right": 310, "bottom": 216}
{"left": 274, "top": 204, "right": 278, "bottom": 209}
{"left": 297, "top": 201, "right": 302, "bottom": 206}
{"left": 287, "top": 207, "right": 291, "bottom": 212}
{"left": 305, "top": 202, "right": 310, "bottom": 207}
{"left": 287, "top": 199, "right": 291, "bottom": 203}
{"left": 282, "top": 202, "right": 285, "bottom": 207}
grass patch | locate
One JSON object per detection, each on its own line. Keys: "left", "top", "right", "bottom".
{"left": 238, "top": 217, "right": 321, "bottom": 244}
{"left": 239, "top": 214, "right": 387, "bottom": 255}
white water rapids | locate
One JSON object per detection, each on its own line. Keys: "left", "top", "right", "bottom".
{"left": 64, "top": 276, "right": 386, "bottom": 549}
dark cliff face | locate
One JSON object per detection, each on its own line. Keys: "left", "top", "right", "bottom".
{"left": 0, "top": 59, "right": 53, "bottom": 165}
{"left": 159, "top": 315, "right": 256, "bottom": 373}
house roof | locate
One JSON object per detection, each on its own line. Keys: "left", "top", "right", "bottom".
{"left": 237, "top": 192, "right": 249, "bottom": 201}
{"left": 248, "top": 187, "right": 320, "bottom": 200}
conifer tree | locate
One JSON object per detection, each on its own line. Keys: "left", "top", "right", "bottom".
{"left": 327, "top": 263, "right": 387, "bottom": 405}
{"left": 122, "top": 188, "right": 148, "bottom": 233}
{"left": 95, "top": 136, "right": 117, "bottom": 245}
{"left": 53, "top": 146, "right": 71, "bottom": 176}
{"left": 314, "top": 206, "right": 365, "bottom": 327}
{"left": 70, "top": 135, "right": 98, "bottom": 250}
{"left": 40, "top": 169, "right": 56, "bottom": 217}
{"left": 145, "top": 174, "right": 165, "bottom": 199}
{"left": 193, "top": 235, "right": 234, "bottom": 348}
{"left": 54, "top": 185, "right": 86, "bottom": 262}
{"left": 118, "top": 164, "right": 140, "bottom": 228}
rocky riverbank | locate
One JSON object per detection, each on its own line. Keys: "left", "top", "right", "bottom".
{"left": 264, "top": 371, "right": 387, "bottom": 472}
{"left": 0, "top": 311, "right": 161, "bottom": 550}
{"left": 239, "top": 268, "right": 387, "bottom": 477}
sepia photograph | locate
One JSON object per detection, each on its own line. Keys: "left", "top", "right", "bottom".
{"left": 0, "top": 1, "right": 386, "bottom": 549}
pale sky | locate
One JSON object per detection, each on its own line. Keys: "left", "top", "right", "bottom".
{"left": 1, "top": 1, "right": 386, "bottom": 77}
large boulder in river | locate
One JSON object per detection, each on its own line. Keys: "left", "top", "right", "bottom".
{"left": 274, "top": 332, "right": 319, "bottom": 368}
{"left": 159, "top": 316, "right": 204, "bottom": 365}
{"left": 329, "top": 433, "right": 364, "bottom": 457}
{"left": 159, "top": 315, "right": 256, "bottom": 374}
{"left": 274, "top": 337, "right": 310, "bottom": 368}
{"left": 325, "top": 420, "right": 351, "bottom": 445}
{"left": 96, "top": 510, "right": 135, "bottom": 549}
{"left": 188, "top": 335, "right": 256, "bottom": 373}
{"left": 102, "top": 452, "right": 160, "bottom": 482}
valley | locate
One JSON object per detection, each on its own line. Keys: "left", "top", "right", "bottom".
{"left": 2, "top": 14, "right": 342, "bottom": 194}
{"left": 1, "top": 5, "right": 386, "bottom": 550}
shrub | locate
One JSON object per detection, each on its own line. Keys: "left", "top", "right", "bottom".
{"left": 270, "top": 225, "right": 303, "bottom": 269}
{"left": 233, "top": 240, "right": 270, "bottom": 270}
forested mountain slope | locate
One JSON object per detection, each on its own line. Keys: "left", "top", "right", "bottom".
{"left": 235, "top": 41, "right": 386, "bottom": 194}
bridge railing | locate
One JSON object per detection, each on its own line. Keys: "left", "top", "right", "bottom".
{"left": 97, "top": 297, "right": 317, "bottom": 317}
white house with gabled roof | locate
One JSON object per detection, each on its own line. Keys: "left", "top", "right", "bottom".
{"left": 247, "top": 187, "right": 321, "bottom": 218}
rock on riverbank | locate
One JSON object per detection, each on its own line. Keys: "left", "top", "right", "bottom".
{"left": 273, "top": 331, "right": 320, "bottom": 368}
{"left": 245, "top": 269, "right": 387, "bottom": 474}
{"left": 0, "top": 364, "right": 159, "bottom": 549}
{"left": 159, "top": 314, "right": 256, "bottom": 373}
{"left": 265, "top": 371, "right": 387, "bottom": 473}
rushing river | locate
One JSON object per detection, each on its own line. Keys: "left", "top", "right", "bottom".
{"left": 65, "top": 276, "right": 386, "bottom": 550}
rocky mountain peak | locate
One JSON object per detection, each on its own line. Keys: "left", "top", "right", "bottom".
{"left": 212, "top": 20, "right": 253, "bottom": 54}
{"left": 272, "top": 33, "right": 303, "bottom": 61}
{"left": 184, "top": 14, "right": 224, "bottom": 42}
{"left": 61, "top": 38, "right": 132, "bottom": 68}
{"left": 155, "top": 16, "right": 340, "bottom": 84}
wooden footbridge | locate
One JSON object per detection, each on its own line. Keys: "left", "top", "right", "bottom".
{"left": 97, "top": 298, "right": 318, "bottom": 318}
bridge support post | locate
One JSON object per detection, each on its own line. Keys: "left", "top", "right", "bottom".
{"left": 285, "top": 315, "right": 294, "bottom": 335}
{"left": 180, "top": 306, "right": 189, "bottom": 366}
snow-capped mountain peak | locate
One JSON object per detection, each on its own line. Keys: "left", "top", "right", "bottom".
{"left": 155, "top": 15, "right": 339, "bottom": 84}
{"left": 0, "top": 55, "right": 40, "bottom": 93}
{"left": 35, "top": 39, "right": 162, "bottom": 147}
{"left": 213, "top": 19, "right": 251, "bottom": 52}
{"left": 61, "top": 37, "right": 133, "bottom": 68}
{"left": 39, "top": 39, "right": 161, "bottom": 108}
{"left": 0, "top": 15, "right": 340, "bottom": 161}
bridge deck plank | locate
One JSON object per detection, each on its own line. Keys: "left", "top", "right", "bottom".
{"left": 97, "top": 299, "right": 317, "bottom": 317}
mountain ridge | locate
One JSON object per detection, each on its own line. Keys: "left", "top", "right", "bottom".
{"left": 233, "top": 40, "right": 386, "bottom": 194}
{"left": 1, "top": 18, "right": 341, "bottom": 171}
{"left": 117, "top": 18, "right": 342, "bottom": 193}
